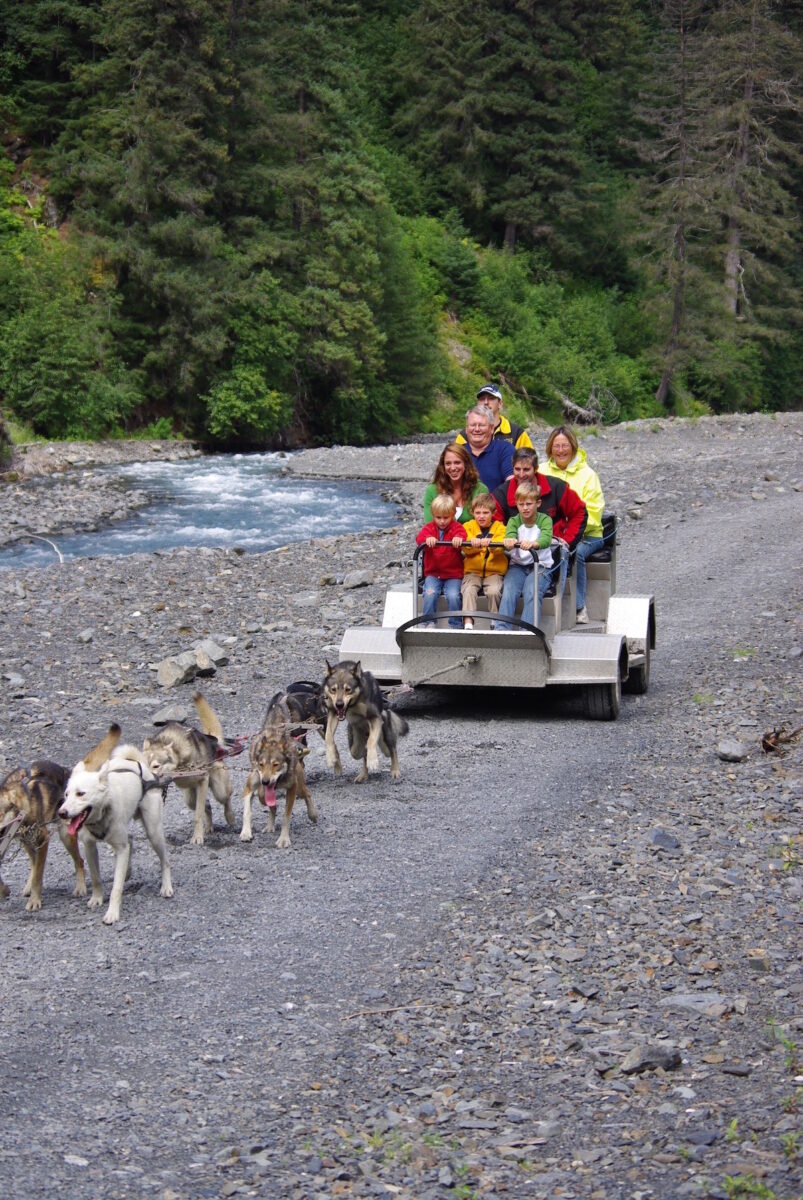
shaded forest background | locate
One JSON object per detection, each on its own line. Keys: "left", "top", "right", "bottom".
{"left": 0, "top": 0, "right": 800, "bottom": 447}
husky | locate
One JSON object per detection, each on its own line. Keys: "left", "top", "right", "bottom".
{"left": 241, "top": 689, "right": 319, "bottom": 849}
{"left": 142, "top": 692, "right": 234, "bottom": 845}
{"left": 323, "top": 660, "right": 409, "bottom": 783}
{"left": 59, "top": 725, "right": 173, "bottom": 925}
{"left": 280, "top": 680, "right": 328, "bottom": 746}
{"left": 0, "top": 759, "right": 86, "bottom": 910}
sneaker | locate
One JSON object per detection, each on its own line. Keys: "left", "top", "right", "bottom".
{"left": 463, "top": 619, "right": 474, "bottom": 630}
{"left": 576, "top": 606, "right": 589, "bottom": 624}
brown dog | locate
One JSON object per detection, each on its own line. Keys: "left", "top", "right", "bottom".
{"left": 241, "top": 691, "right": 318, "bottom": 849}
{"left": 142, "top": 692, "right": 234, "bottom": 845}
{"left": 0, "top": 760, "right": 86, "bottom": 910}
{"left": 323, "top": 660, "right": 409, "bottom": 783}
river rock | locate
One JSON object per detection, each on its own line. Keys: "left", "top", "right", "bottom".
{"left": 343, "top": 570, "right": 374, "bottom": 589}
{"left": 156, "top": 651, "right": 199, "bottom": 688}
{"left": 716, "top": 739, "right": 748, "bottom": 762}
{"left": 620, "top": 1044, "right": 682, "bottom": 1074}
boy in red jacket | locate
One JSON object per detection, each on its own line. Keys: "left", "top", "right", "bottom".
{"left": 415, "top": 493, "right": 467, "bottom": 628}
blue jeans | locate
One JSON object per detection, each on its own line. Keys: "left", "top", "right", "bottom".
{"left": 495, "top": 564, "right": 551, "bottom": 630}
{"left": 422, "top": 575, "right": 463, "bottom": 628}
{"left": 574, "top": 537, "right": 605, "bottom": 609}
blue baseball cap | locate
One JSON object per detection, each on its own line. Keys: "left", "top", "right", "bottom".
{"left": 477, "top": 384, "right": 502, "bottom": 402}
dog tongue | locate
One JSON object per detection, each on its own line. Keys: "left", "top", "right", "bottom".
{"left": 264, "top": 787, "right": 277, "bottom": 810}
{"left": 66, "top": 810, "right": 88, "bottom": 838}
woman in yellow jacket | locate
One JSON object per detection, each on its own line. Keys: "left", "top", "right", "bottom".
{"left": 542, "top": 426, "right": 605, "bottom": 624}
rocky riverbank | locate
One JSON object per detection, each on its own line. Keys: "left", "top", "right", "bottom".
{"left": 0, "top": 412, "right": 801, "bottom": 1200}
{"left": 0, "top": 438, "right": 202, "bottom": 549}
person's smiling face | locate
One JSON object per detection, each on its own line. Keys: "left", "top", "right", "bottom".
{"left": 443, "top": 451, "right": 465, "bottom": 485}
{"left": 513, "top": 458, "right": 536, "bottom": 483}
{"left": 465, "top": 415, "right": 492, "bottom": 452}
{"left": 550, "top": 435, "right": 574, "bottom": 469}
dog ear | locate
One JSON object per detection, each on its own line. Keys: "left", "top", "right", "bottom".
{"left": 352, "top": 661, "right": 362, "bottom": 678}
{"left": 325, "top": 660, "right": 334, "bottom": 675}
{"left": 83, "top": 724, "right": 122, "bottom": 772}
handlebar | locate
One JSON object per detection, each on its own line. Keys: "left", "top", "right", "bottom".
{"left": 413, "top": 541, "right": 515, "bottom": 561}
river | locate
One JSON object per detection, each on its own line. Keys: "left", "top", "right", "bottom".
{"left": 0, "top": 451, "right": 400, "bottom": 569}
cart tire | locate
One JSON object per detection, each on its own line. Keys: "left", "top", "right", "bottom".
{"left": 583, "top": 679, "right": 620, "bottom": 721}
{"left": 624, "top": 643, "right": 650, "bottom": 695}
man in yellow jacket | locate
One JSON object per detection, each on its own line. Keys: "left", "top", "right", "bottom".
{"left": 457, "top": 385, "right": 533, "bottom": 451}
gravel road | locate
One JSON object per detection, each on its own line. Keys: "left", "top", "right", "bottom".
{"left": 1, "top": 413, "right": 801, "bottom": 1200}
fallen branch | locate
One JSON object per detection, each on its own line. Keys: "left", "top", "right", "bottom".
{"left": 762, "top": 725, "right": 803, "bottom": 754}
{"left": 28, "top": 534, "right": 65, "bottom": 564}
{"left": 558, "top": 392, "right": 595, "bottom": 424}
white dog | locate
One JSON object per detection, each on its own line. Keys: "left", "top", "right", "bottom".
{"left": 59, "top": 725, "right": 173, "bottom": 925}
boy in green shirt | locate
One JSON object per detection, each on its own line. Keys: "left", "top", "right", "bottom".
{"left": 495, "top": 481, "right": 553, "bottom": 630}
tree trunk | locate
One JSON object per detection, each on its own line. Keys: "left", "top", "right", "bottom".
{"left": 723, "top": 3, "right": 756, "bottom": 317}
{"left": 654, "top": 0, "right": 691, "bottom": 408}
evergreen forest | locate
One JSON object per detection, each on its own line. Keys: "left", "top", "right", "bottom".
{"left": 1, "top": 0, "right": 800, "bottom": 446}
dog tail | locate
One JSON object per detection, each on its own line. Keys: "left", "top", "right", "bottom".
{"left": 82, "top": 724, "right": 122, "bottom": 771}
{"left": 387, "top": 710, "right": 409, "bottom": 739}
{"left": 193, "top": 691, "right": 224, "bottom": 741}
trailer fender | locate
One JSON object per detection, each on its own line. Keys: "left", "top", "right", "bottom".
{"left": 606, "top": 595, "right": 656, "bottom": 655}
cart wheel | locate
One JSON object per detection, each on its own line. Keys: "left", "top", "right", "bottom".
{"left": 583, "top": 678, "right": 621, "bottom": 720}
{"left": 624, "top": 643, "right": 650, "bottom": 695}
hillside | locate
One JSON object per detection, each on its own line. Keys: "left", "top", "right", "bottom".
{"left": 1, "top": 1, "right": 801, "bottom": 445}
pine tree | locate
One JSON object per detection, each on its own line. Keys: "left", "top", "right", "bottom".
{"left": 53, "top": 0, "right": 236, "bottom": 417}
{"left": 633, "top": 0, "right": 801, "bottom": 410}
{"left": 0, "top": 1, "right": 104, "bottom": 146}
{"left": 393, "top": 0, "right": 647, "bottom": 274}
{"left": 701, "top": 0, "right": 801, "bottom": 330}
{"left": 634, "top": 0, "right": 713, "bottom": 407}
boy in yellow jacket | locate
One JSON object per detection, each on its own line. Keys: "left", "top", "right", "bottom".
{"left": 460, "top": 492, "right": 508, "bottom": 629}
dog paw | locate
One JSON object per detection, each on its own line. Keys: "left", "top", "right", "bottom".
{"left": 73, "top": 881, "right": 88, "bottom": 898}
{"left": 160, "top": 883, "right": 174, "bottom": 899}
{"left": 326, "top": 749, "right": 342, "bottom": 774}
{"left": 191, "top": 831, "right": 205, "bottom": 846}
{"left": 87, "top": 894, "right": 104, "bottom": 909}
{"left": 354, "top": 769, "right": 369, "bottom": 784}
{"left": 366, "top": 754, "right": 379, "bottom": 772}
{"left": 25, "top": 896, "right": 42, "bottom": 912}
{"left": 390, "top": 770, "right": 402, "bottom": 783}
{"left": 102, "top": 909, "right": 120, "bottom": 925}
{"left": 239, "top": 829, "right": 253, "bottom": 842}
{"left": 275, "top": 833, "right": 291, "bottom": 849}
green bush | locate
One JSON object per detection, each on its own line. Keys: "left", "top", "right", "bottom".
{"left": 685, "top": 341, "right": 765, "bottom": 413}
{"left": 205, "top": 366, "right": 293, "bottom": 444}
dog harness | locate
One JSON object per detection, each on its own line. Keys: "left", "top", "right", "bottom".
{"left": 109, "top": 761, "right": 165, "bottom": 798}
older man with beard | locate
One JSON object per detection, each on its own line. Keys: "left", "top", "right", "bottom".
{"left": 460, "top": 404, "right": 515, "bottom": 492}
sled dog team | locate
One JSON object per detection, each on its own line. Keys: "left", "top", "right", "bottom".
{"left": 0, "top": 661, "right": 408, "bottom": 925}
